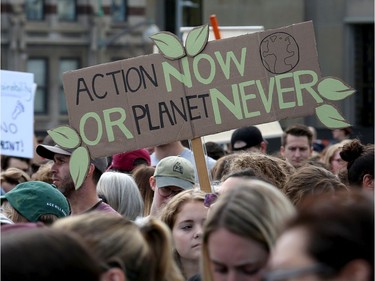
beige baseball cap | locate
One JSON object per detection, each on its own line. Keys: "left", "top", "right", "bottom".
{"left": 154, "top": 156, "right": 195, "bottom": 190}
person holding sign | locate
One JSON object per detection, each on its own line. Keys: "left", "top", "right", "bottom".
{"left": 36, "top": 144, "right": 119, "bottom": 215}
{"left": 280, "top": 125, "right": 313, "bottom": 169}
{"left": 149, "top": 156, "right": 196, "bottom": 217}
{"left": 151, "top": 141, "right": 216, "bottom": 183}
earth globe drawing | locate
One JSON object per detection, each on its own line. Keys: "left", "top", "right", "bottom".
{"left": 259, "top": 32, "right": 299, "bottom": 74}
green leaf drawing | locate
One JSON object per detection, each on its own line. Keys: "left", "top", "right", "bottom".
{"left": 69, "top": 146, "right": 90, "bottom": 190}
{"left": 317, "top": 77, "right": 355, "bottom": 101}
{"left": 150, "top": 32, "right": 185, "bottom": 60}
{"left": 48, "top": 126, "right": 81, "bottom": 149}
{"left": 185, "top": 25, "right": 209, "bottom": 57}
{"left": 315, "top": 104, "right": 351, "bottom": 128}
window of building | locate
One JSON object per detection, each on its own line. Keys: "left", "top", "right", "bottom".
{"left": 26, "top": 0, "right": 45, "bottom": 21}
{"left": 165, "top": 0, "right": 202, "bottom": 36}
{"left": 112, "top": 0, "right": 128, "bottom": 22}
{"left": 58, "top": 0, "right": 77, "bottom": 21}
{"left": 59, "top": 58, "right": 80, "bottom": 114}
{"left": 354, "top": 24, "right": 374, "bottom": 128}
{"left": 27, "top": 58, "right": 48, "bottom": 114}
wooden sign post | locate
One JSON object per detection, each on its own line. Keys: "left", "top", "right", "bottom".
{"left": 191, "top": 15, "right": 223, "bottom": 193}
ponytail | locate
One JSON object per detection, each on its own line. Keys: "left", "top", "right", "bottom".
{"left": 137, "top": 217, "right": 184, "bottom": 281}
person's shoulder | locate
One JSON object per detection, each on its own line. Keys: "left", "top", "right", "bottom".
{"left": 180, "top": 147, "right": 193, "bottom": 157}
{"left": 94, "top": 202, "right": 121, "bottom": 216}
{"left": 205, "top": 155, "right": 216, "bottom": 166}
{"left": 150, "top": 152, "right": 158, "bottom": 166}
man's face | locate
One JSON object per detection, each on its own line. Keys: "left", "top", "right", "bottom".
{"left": 281, "top": 135, "right": 312, "bottom": 168}
{"left": 150, "top": 176, "right": 184, "bottom": 215}
{"left": 8, "top": 158, "right": 30, "bottom": 173}
{"left": 51, "top": 154, "right": 75, "bottom": 197}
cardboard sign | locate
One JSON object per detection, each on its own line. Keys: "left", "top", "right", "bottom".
{"left": 1, "top": 70, "right": 36, "bottom": 158}
{"left": 62, "top": 21, "right": 354, "bottom": 159}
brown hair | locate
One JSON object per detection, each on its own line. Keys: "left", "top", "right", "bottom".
{"left": 132, "top": 165, "right": 155, "bottom": 216}
{"left": 210, "top": 154, "right": 237, "bottom": 181}
{"left": 281, "top": 124, "right": 313, "bottom": 147}
{"left": 285, "top": 190, "right": 373, "bottom": 279}
{"left": 340, "top": 139, "right": 374, "bottom": 188}
{"left": 226, "top": 152, "right": 295, "bottom": 190}
{"left": 2, "top": 228, "right": 102, "bottom": 281}
{"left": 283, "top": 165, "right": 349, "bottom": 207}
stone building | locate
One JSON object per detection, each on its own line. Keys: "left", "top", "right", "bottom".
{"left": 1, "top": 0, "right": 373, "bottom": 142}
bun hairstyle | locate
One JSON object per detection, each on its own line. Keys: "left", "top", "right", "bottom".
{"left": 340, "top": 139, "right": 374, "bottom": 187}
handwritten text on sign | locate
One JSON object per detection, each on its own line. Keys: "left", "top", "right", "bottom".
{"left": 1, "top": 70, "right": 36, "bottom": 158}
{"left": 62, "top": 21, "right": 353, "bottom": 158}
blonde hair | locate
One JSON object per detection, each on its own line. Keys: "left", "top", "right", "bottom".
{"left": 97, "top": 172, "right": 143, "bottom": 220}
{"left": 31, "top": 161, "right": 53, "bottom": 183}
{"left": 0, "top": 167, "right": 30, "bottom": 191}
{"left": 53, "top": 212, "right": 184, "bottom": 281}
{"left": 202, "top": 180, "right": 295, "bottom": 281}
{"left": 322, "top": 140, "right": 352, "bottom": 173}
{"left": 160, "top": 189, "right": 206, "bottom": 278}
{"left": 283, "top": 165, "right": 349, "bottom": 207}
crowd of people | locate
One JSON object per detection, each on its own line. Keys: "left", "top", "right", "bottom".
{"left": 1, "top": 123, "right": 374, "bottom": 281}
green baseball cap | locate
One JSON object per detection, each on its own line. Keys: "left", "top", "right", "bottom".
{"left": 0, "top": 181, "right": 70, "bottom": 222}
{"left": 154, "top": 156, "right": 195, "bottom": 190}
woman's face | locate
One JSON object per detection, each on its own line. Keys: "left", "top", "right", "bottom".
{"left": 172, "top": 200, "right": 208, "bottom": 261}
{"left": 207, "top": 228, "right": 268, "bottom": 281}
{"left": 267, "top": 227, "right": 327, "bottom": 281}
{"left": 330, "top": 150, "right": 346, "bottom": 175}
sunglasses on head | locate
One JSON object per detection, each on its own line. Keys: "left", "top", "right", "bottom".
{"left": 204, "top": 193, "right": 219, "bottom": 207}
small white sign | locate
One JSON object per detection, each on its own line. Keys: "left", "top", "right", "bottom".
{"left": 1, "top": 70, "right": 36, "bottom": 158}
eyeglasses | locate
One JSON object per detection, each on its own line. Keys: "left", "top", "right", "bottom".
{"left": 158, "top": 186, "right": 183, "bottom": 198}
{"left": 204, "top": 193, "right": 219, "bottom": 207}
{"left": 262, "top": 264, "right": 335, "bottom": 281}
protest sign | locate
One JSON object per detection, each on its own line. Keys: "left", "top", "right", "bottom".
{"left": 54, "top": 21, "right": 354, "bottom": 189}
{"left": 1, "top": 70, "right": 36, "bottom": 158}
